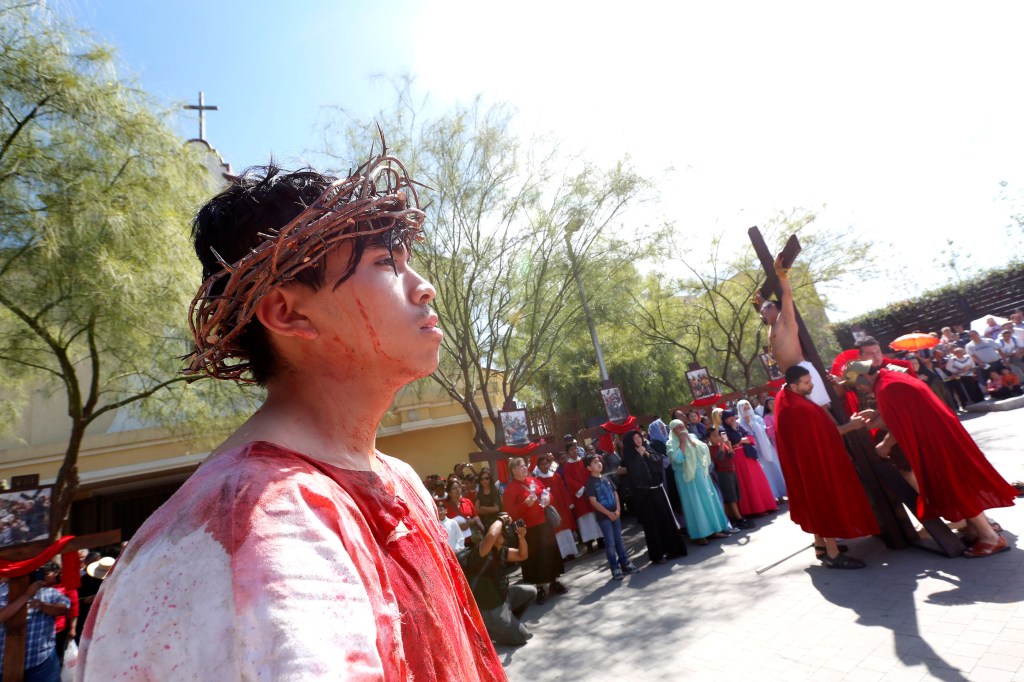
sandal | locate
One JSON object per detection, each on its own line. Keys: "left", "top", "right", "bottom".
{"left": 813, "top": 543, "right": 849, "bottom": 560}
{"left": 963, "top": 536, "right": 1009, "bottom": 558}
{"left": 821, "top": 552, "right": 866, "bottom": 569}
{"left": 695, "top": 538, "right": 709, "bottom": 546}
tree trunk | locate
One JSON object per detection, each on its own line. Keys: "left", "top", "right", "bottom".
{"left": 52, "top": 420, "right": 85, "bottom": 536}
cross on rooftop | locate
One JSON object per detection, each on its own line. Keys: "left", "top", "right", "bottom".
{"left": 184, "top": 91, "right": 219, "bottom": 141}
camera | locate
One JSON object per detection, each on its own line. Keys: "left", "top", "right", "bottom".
{"left": 502, "top": 517, "right": 525, "bottom": 545}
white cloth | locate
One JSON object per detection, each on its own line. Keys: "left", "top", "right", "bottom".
{"left": 737, "top": 401, "right": 786, "bottom": 499}
{"left": 555, "top": 529, "right": 577, "bottom": 558}
{"left": 798, "top": 360, "right": 831, "bottom": 406}
{"left": 443, "top": 516, "right": 465, "bottom": 551}
{"left": 575, "top": 511, "right": 602, "bottom": 543}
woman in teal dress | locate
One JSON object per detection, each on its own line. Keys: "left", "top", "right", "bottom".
{"left": 667, "top": 419, "right": 731, "bottom": 544}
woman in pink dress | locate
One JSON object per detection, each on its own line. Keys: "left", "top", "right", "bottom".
{"left": 720, "top": 410, "right": 778, "bottom": 516}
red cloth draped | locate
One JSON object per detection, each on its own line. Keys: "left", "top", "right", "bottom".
{"left": 691, "top": 395, "right": 722, "bottom": 408}
{"left": 498, "top": 442, "right": 539, "bottom": 455}
{"left": 61, "top": 549, "right": 82, "bottom": 590}
{"left": 774, "top": 387, "right": 880, "bottom": 538}
{"left": 0, "top": 535, "right": 76, "bottom": 579}
{"left": 600, "top": 416, "right": 637, "bottom": 434}
{"left": 598, "top": 433, "right": 615, "bottom": 454}
{"left": 873, "top": 369, "right": 1018, "bottom": 521}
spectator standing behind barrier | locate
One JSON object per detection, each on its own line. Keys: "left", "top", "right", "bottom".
{"left": 966, "top": 330, "right": 1007, "bottom": 394}
{"left": 465, "top": 515, "right": 535, "bottom": 646}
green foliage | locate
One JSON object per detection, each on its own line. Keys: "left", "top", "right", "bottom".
{"left": 322, "top": 81, "right": 654, "bottom": 447}
{"left": 0, "top": 2, "right": 247, "bottom": 521}
{"left": 632, "top": 211, "right": 863, "bottom": 396}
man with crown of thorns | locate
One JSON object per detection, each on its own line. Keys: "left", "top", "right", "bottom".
{"left": 76, "top": 144, "right": 507, "bottom": 681}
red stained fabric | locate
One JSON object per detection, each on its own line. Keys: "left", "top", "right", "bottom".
{"left": 731, "top": 445, "right": 778, "bottom": 516}
{"left": 691, "top": 395, "right": 722, "bottom": 408}
{"left": 534, "top": 474, "right": 578, "bottom": 533}
{"left": 598, "top": 433, "right": 615, "bottom": 454}
{"left": 498, "top": 442, "right": 539, "bottom": 455}
{"left": 0, "top": 535, "right": 75, "bottom": 579}
{"left": 600, "top": 416, "right": 637, "bottom": 434}
{"left": 502, "top": 478, "right": 548, "bottom": 528}
{"left": 873, "top": 369, "right": 1018, "bottom": 521}
{"left": 774, "top": 388, "right": 880, "bottom": 538}
{"left": 560, "top": 459, "right": 595, "bottom": 518}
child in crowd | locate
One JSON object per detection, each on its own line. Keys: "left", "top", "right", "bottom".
{"left": 437, "top": 500, "right": 465, "bottom": 552}
{"left": 708, "top": 430, "right": 754, "bottom": 530}
{"left": 583, "top": 454, "right": 637, "bottom": 580}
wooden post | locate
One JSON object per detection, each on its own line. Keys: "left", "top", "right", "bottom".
{"left": 0, "top": 530, "right": 121, "bottom": 682}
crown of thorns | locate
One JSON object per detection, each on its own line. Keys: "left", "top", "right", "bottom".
{"left": 185, "top": 147, "right": 426, "bottom": 382}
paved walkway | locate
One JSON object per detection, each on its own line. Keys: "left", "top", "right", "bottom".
{"left": 499, "top": 409, "right": 1024, "bottom": 681}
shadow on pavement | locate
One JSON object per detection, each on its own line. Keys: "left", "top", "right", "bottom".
{"left": 809, "top": 536, "right": 1023, "bottom": 682}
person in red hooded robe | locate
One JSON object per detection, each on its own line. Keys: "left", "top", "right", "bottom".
{"left": 534, "top": 453, "right": 580, "bottom": 559}
{"left": 845, "top": 361, "right": 1017, "bottom": 558}
{"left": 774, "top": 365, "right": 879, "bottom": 568}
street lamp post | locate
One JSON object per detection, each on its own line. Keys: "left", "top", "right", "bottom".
{"left": 564, "top": 218, "right": 610, "bottom": 385}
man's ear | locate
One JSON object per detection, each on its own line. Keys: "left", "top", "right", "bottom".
{"left": 254, "top": 287, "right": 319, "bottom": 340}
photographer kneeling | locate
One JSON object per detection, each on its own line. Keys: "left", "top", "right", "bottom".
{"left": 465, "top": 514, "right": 536, "bottom": 646}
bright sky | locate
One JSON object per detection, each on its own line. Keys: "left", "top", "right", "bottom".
{"left": 65, "top": 0, "right": 1024, "bottom": 321}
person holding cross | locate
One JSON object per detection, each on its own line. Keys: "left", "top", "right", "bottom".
{"left": 76, "top": 151, "right": 505, "bottom": 680}
{"left": 758, "top": 255, "right": 831, "bottom": 406}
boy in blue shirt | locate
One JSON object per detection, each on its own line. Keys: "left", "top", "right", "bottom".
{"left": 583, "top": 454, "right": 637, "bottom": 580}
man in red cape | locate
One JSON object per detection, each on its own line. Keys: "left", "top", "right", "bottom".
{"left": 775, "top": 365, "right": 879, "bottom": 568}
{"left": 846, "top": 361, "right": 1016, "bottom": 558}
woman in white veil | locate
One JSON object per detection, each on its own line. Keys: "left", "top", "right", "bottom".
{"left": 738, "top": 399, "right": 787, "bottom": 504}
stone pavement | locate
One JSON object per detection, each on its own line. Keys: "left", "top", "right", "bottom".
{"left": 498, "top": 409, "right": 1024, "bottom": 682}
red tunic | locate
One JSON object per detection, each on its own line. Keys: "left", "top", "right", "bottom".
{"left": 534, "top": 472, "right": 578, "bottom": 533}
{"left": 502, "top": 477, "right": 548, "bottom": 528}
{"left": 78, "top": 442, "right": 505, "bottom": 681}
{"left": 873, "top": 369, "right": 1018, "bottom": 521}
{"left": 561, "top": 458, "right": 596, "bottom": 518}
{"left": 774, "top": 387, "right": 881, "bottom": 538}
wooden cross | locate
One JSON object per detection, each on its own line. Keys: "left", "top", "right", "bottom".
{"left": 1, "top": 530, "right": 121, "bottom": 682}
{"left": 748, "top": 227, "right": 962, "bottom": 557}
{"left": 184, "top": 91, "right": 219, "bottom": 141}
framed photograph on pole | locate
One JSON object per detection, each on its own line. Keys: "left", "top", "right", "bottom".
{"left": 759, "top": 351, "right": 784, "bottom": 383}
{"left": 0, "top": 485, "right": 54, "bottom": 550}
{"left": 600, "top": 385, "right": 629, "bottom": 423}
{"left": 686, "top": 367, "right": 718, "bottom": 402}
{"left": 498, "top": 408, "right": 530, "bottom": 446}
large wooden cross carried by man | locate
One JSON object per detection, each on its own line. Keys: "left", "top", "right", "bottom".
{"left": 748, "top": 227, "right": 963, "bottom": 557}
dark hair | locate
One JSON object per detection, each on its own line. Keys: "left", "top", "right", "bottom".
{"left": 191, "top": 165, "right": 339, "bottom": 385}
{"left": 784, "top": 364, "right": 810, "bottom": 385}
{"left": 763, "top": 397, "right": 775, "bottom": 415}
{"left": 671, "top": 409, "right": 685, "bottom": 421}
{"left": 620, "top": 430, "right": 643, "bottom": 459}
{"left": 191, "top": 163, "right": 414, "bottom": 386}
{"left": 855, "top": 335, "right": 880, "bottom": 349}
{"left": 583, "top": 453, "right": 602, "bottom": 468}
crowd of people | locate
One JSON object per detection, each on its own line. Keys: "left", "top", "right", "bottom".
{"left": 423, "top": 404, "right": 806, "bottom": 646}
{"left": 915, "top": 311, "right": 1024, "bottom": 410}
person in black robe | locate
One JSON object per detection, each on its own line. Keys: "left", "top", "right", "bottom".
{"left": 620, "top": 429, "right": 687, "bottom": 564}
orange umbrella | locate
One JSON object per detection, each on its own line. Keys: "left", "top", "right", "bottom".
{"left": 889, "top": 333, "right": 939, "bottom": 352}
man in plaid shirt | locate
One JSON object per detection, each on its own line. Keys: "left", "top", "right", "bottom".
{"left": 0, "top": 565, "right": 70, "bottom": 682}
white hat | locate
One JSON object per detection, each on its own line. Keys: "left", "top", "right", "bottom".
{"left": 86, "top": 556, "right": 115, "bottom": 580}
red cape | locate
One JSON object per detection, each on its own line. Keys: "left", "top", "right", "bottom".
{"left": 561, "top": 459, "right": 596, "bottom": 518}
{"left": 874, "top": 369, "right": 1017, "bottom": 521}
{"left": 774, "top": 387, "right": 880, "bottom": 538}
{"left": 535, "top": 472, "right": 578, "bottom": 533}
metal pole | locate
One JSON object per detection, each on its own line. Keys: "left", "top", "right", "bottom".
{"left": 564, "top": 226, "right": 609, "bottom": 381}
